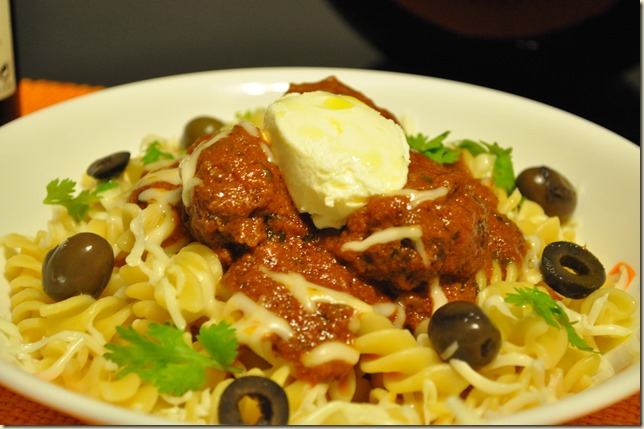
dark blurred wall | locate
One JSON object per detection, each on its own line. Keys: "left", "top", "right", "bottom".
{"left": 13, "top": 0, "right": 383, "bottom": 86}
{"left": 12, "top": 0, "right": 640, "bottom": 144}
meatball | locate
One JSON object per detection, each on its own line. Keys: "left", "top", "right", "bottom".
{"left": 181, "top": 123, "right": 310, "bottom": 266}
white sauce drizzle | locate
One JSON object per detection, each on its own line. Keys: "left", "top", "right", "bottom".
{"left": 224, "top": 292, "right": 294, "bottom": 342}
{"left": 179, "top": 130, "right": 229, "bottom": 209}
{"left": 129, "top": 167, "right": 183, "bottom": 206}
{"left": 180, "top": 121, "right": 261, "bottom": 209}
{"left": 429, "top": 277, "right": 448, "bottom": 311}
{"left": 301, "top": 341, "right": 360, "bottom": 367}
{"left": 138, "top": 187, "right": 182, "bottom": 206}
{"left": 260, "top": 266, "right": 373, "bottom": 316}
{"left": 341, "top": 225, "right": 429, "bottom": 266}
{"left": 388, "top": 186, "right": 449, "bottom": 209}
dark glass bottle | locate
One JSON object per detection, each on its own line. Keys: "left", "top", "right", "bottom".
{"left": 0, "top": 0, "right": 19, "bottom": 126}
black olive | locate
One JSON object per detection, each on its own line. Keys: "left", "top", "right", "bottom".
{"left": 516, "top": 166, "right": 577, "bottom": 223}
{"left": 540, "top": 241, "right": 606, "bottom": 299}
{"left": 428, "top": 301, "right": 501, "bottom": 369}
{"left": 41, "top": 232, "right": 114, "bottom": 301}
{"left": 180, "top": 116, "right": 225, "bottom": 149}
{"left": 86, "top": 151, "right": 130, "bottom": 179}
{"left": 218, "top": 376, "right": 289, "bottom": 425}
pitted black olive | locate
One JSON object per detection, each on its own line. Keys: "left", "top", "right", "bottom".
{"left": 428, "top": 301, "right": 501, "bottom": 369}
{"left": 540, "top": 241, "right": 606, "bottom": 299}
{"left": 516, "top": 166, "right": 577, "bottom": 223}
{"left": 42, "top": 232, "right": 114, "bottom": 301}
{"left": 180, "top": 116, "right": 225, "bottom": 149}
{"left": 86, "top": 151, "right": 130, "bottom": 179}
{"left": 218, "top": 375, "right": 289, "bottom": 425}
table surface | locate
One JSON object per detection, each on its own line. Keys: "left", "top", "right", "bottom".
{"left": 0, "top": 78, "right": 640, "bottom": 425}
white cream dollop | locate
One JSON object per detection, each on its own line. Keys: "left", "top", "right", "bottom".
{"left": 264, "top": 90, "right": 410, "bottom": 229}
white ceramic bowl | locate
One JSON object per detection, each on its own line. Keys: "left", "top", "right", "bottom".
{"left": 0, "top": 67, "right": 639, "bottom": 424}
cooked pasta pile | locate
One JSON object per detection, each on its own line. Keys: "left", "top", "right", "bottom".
{"left": 0, "top": 108, "right": 639, "bottom": 424}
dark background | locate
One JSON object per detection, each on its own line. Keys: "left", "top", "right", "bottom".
{"left": 12, "top": 0, "right": 641, "bottom": 144}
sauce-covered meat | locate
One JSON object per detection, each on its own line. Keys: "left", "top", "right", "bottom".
{"left": 181, "top": 123, "right": 311, "bottom": 266}
{"left": 326, "top": 151, "right": 527, "bottom": 294}
{"left": 221, "top": 236, "right": 391, "bottom": 382}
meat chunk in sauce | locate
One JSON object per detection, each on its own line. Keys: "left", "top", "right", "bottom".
{"left": 221, "top": 236, "right": 392, "bottom": 382}
{"left": 181, "top": 123, "right": 311, "bottom": 266}
{"left": 326, "top": 151, "right": 527, "bottom": 293}
{"left": 287, "top": 75, "right": 401, "bottom": 125}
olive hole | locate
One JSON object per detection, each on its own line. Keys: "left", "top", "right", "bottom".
{"left": 237, "top": 394, "right": 274, "bottom": 425}
{"left": 237, "top": 395, "right": 263, "bottom": 425}
{"left": 560, "top": 255, "right": 590, "bottom": 276}
{"left": 218, "top": 375, "right": 289, "bottom": 425}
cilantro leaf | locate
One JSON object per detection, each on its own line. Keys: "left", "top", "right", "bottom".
{"left": 197, "top": 323, "right": 239, "bottom": 370}
{"left": 458, "top": 139, "right": 516, "bottom": 194}
{"left": 43, "top": 178, "right": 116, "bottom": 222}
{"left": 235, "top": 109, "right": 253, "bottom": 120}
{"left": 44, "top": 178, "right": 77, "bottom": 202}
{"left": 407, "top": 131, "right": 461, "bottom": 164}
{"left": 94, "top": 180, "right": 120, "bottom": 194}
{"left": 458, "top": 139, "right": 487, "bottom": 157}
{"left": 505, "top": 287, "right": 596, "bottom": 352}
{"left": 141, "top": 141, "right": 174, "bottom": 165}
{"left": 104, "top": 322, "right": 239, "bottom": 396}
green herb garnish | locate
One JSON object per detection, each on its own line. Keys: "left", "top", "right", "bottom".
{"left": 407, "top": 131, "right": 461, "bottom": 164}
{"left": 458, "top": 139, "right": 516, "bottom": 194}
{"left": 141, "top": 141, "right": 174, "bottom": 165}
{"left": 235, "top": 109, "right": 254, "bottom": 120}
{"left": 505, "top": 287, "right": 596, "bottom": 352}
{"left": 104, "top": 322, "right": 239, "bottom": 396}
{"left": 43, "top": 178, "right": 118, "bottom": 222}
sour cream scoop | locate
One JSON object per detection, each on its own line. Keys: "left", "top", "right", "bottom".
{"left": 264, "top": 90, "right": 410, "bottom": 229}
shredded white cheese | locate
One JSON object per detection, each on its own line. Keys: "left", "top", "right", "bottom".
{"left": 341, "top": 225, "right": 429, "bottom": 266}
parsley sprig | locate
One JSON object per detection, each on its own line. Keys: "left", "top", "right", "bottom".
{"left": 407, "top": 131, "right": 461, "bottom": 164}
{"left": 235, "top": 109, "right": 254, "bottom": 120}
{"left": 141, "top": 141, "right": 174, "bottom": 165}
{"left": 104, "top": 322, "right": 239, "bottom": 396}
{"left": 43, "top": 178, "right": 118, "bottom": 222}
{"left": 458, "top": 139, "right": 516, "bottom": 194}
{"left": 505, "top": 287, "right": 596, "bottom": 352}
{"left": 407, "top": 132, "right": 516, "bottom": 195}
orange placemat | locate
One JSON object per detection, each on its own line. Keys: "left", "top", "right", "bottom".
{"left": 18, "top": 78, "right": 104, "bottom": 116}
{"left": 0, "top": 384, "right": 81, "bottom": 425}
{"left": 0, "top": 382, "right": 640, "bottom": 425}
{"left": 2, "top": 78, "right": 641, "bottom": 425}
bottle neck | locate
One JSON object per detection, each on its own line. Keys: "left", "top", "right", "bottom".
{"left": 0, "top": 0, "right": 17, "bottom": 102}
